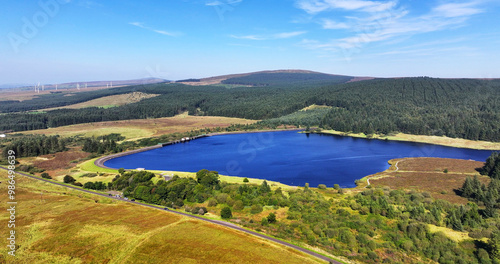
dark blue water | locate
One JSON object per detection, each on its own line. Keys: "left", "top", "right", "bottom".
{"left": 104, "top": 131, "right": 496, "bottom": 188}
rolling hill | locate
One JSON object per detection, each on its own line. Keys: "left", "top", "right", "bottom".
{"left": 1, "top": 71, "right": 500, "bottom": 142}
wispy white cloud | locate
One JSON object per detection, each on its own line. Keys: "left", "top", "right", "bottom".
{"left": 296, "top": 0, "right": 485, "bottom": 53}
{"left": 206, "top": 0, "right": 242, "bottom": 6}
{"left": 231, "top": 31, "right": 307, "bottom": 40}
{"left": 129, "top": 22, "right": 180, "bottom": 37}
{"left": 296, "top": 0, "right": 397, "bottom": 14}
{"left": 230, "top": 35, "right": 266, "bottom": 40}
{"left": 321, "top": 19, "right": 349, "bottom": 29}
{"left": 431, "top": 2, "right": 483, "bottom": 18}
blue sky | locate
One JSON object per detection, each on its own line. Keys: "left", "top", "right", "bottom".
{"left": 1, "top": 0, "right": 499, "bottom": 84}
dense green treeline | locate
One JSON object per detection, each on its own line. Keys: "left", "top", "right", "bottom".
{"left": 480, "top": 153, "right": 500, "bottom": 179}
{"left": 260, "top": 107, "right": 331, "bottom": 128}
{"left": 2, "top": 77, "right": 500, "bottom": 141}
{"left": 1, "top": 135, "right": 67, "bottom": 158}
{"left": 82, "top": 134, "right": 125, "bottom": 154}
{"left": 460, "top": 153, "right": 500, "bottom": 218}
{"left": 315, "top": 78, "right": 500, "bottom": 141}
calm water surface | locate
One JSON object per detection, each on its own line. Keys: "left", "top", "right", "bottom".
{"left": 104, "top": 131, "right": 496, "bottom": 188}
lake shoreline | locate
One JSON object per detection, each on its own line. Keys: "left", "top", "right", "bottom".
{"left": 93, "top": 128, "right": 495, "bottom": 189}
{"left": 313, "top": 129, "right": 500, "bottom": 151}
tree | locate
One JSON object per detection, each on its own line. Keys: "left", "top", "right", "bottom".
{"left": 41, "top": 172, "right": 51, "bottom": 179}
{"left": 63, "top": 175, "right": 76, "bottom": 184}
{"left": 118, "top": 168, "right": 125, "bottom": 174}
{"left": 196, "top": 169, "right": 220, "bottom": 188}
{"left": 267, "top": 212, "right": 277, "bottom": 223}
{"left": 220, "top": 206, "right": 232, "bottom": 219}
{"left": 83, "top": 182, "right": 95, "bottom": 189}
{"left": 461, "top": 176, "right": 474, "bottom": 198}
{"left": 243, "top": 177, "right": 249, "bottom": 183}
{"left": 490, "top": 230, "right": 500, "bottom": 259}
{"left": 259, "top": 180, "right": 271, "bottom": 193}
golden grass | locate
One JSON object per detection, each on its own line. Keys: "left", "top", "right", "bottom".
{"left": 300, "top": 104, "right": 332, "bottom": 111}
{"left": 24, "top": 126, "right": 153, "bottom": 141}
{"left": 0, "top": 171, "right": 323, "bottom": 264}
{"left": 428, "top": 225, "right": 471, "bottom": 242}
{"left": 39, "top": 92, "right": 159, "bottom": 111}
{"left": 22, "top": 114, "right": 258, "bottom": 141}
{"left": 319, "top": 130, "right": 500, "bottom": 150}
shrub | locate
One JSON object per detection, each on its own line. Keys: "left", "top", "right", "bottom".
{"left": 192, "top": 207, "right": 207, "bottom": 215}
{"left": 80, "top": 173, "right": 98, "bottom": 178}
{"left": 216, "top": 193, "right": 229, "bottom": 204}
{"left": 261, "top": 217, "right": 268, "bottom": 226}
{"left": 17, "top": 164, "right": 44, "bottom": 174}
{"left": 317, "top": 184, "right": 327, "bottom": 189}
{"left": 243, "top": 177, "right": 249, "bottom": 183}
{"left": 333, "top": 184, "right": 340, "bottom": 190}
{"left": 207, "top": 198, "right": 218, "bottom": 207}
{"left": 233, "top": 200, "right": 244, "bottom": 211}
{"left": 221, "top": 206, "right": 232, "bottom": 219}
{"left": 41, "top": 172, "right": 51, "bottom": 179}
{"left": 267, "top": 212, "right": 277, "bottom": 223}
{"left": 250, "top": 204, "right": 263, "bottom": 214}
{"left": 63, "top": 175, "right": 76, "bottom": 184}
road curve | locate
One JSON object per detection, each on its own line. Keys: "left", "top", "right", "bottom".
{"left": 1, "top": 167, "right": 341, "bottom": 264}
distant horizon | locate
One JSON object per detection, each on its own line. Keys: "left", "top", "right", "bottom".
{"left": 2, "top": 68, "right": 500, "bottom": 89}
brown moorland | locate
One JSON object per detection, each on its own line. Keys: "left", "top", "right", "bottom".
{"left": 369, "top": 158, "right": 489, "bottom": 204}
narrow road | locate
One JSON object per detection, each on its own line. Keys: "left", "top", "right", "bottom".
{"left": 1, "top": 167, "right": 341, "bottom": 264}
